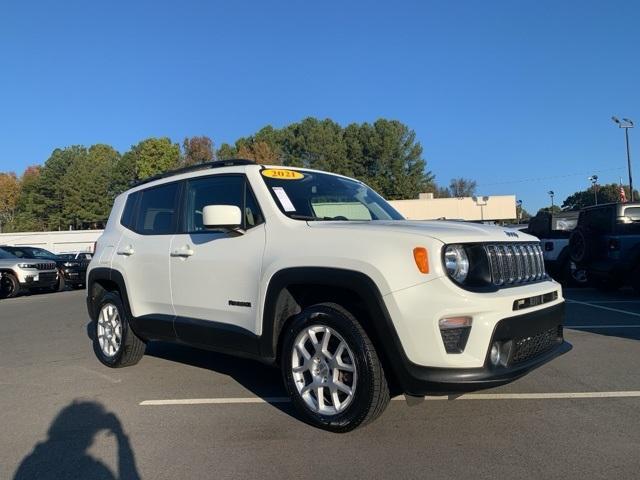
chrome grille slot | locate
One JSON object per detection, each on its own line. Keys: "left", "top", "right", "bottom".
{"left": 484, "top": 243, "right": 546, "bottom": 287}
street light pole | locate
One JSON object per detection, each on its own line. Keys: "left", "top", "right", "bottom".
{"left": 612, "top": 116, "right": 635, "bottom": 202}
{"left": 589, "top": 175, "right": 599, "bottom": 205}
{"left": 548, "top": 191, "right": 554, "bottom": 211}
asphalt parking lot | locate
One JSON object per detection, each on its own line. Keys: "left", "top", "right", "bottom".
{"left": 1, "top": 288, "right": 639, "bottom": 479}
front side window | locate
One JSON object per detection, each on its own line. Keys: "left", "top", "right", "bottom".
{"left": 182, "top": 175, "right": 263, "bottom": 233}
{"left": 135, "top": 182, "right": 181, "bottom": 235}
{"left": 260, "top": 169, "right": 404, "bottom": 221}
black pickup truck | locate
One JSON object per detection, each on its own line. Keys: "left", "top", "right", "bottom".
{"left": 0, "top": 246, "right": 89, "bottom": 290}
{"left": 569, "top": 202, "right": 640, "bottom": 292}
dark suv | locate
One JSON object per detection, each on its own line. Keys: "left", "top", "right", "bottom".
{"left": 1, "top": 246, "right": 88, "bottom": 290}
{"left": 569, "top": 202, "right": 640, "bottom": 292}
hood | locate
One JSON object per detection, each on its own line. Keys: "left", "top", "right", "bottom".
{"left": 307, "top": 220, "right": 537, "bottom": 244}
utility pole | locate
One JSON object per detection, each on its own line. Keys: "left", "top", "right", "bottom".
{"left": 589, "top": 175, "right": 599, "bottom": 205}
{"left": 612, "top": 117, "right": 634, "bottom": 201}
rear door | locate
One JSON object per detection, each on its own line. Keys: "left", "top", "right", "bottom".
{"left": 170, "top": 174, "right": 266, "bottom": 352}
{"left": 113, "top": 181, "right": 181, "bottom": 325}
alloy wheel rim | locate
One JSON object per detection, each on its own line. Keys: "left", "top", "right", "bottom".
{"left": 291, "top": 324, "right": 357, "bottom": 416}
{"left": 97, "top": 303, "right": 123, "bottom": 357}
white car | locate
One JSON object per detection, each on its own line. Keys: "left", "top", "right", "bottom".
{"left": 86, "top": 160, "right": 570, "bottom": 431}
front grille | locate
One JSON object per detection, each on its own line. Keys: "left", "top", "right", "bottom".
{"left": 484, "top": 243, "right": 546, "bottom": 287}
{"left": 511, "top": 326, "right": 562, "bottom": 364}
{"left": 36, "top": 262, "right": 57, "bottom": 271}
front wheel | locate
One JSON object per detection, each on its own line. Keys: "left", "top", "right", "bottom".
{"left": 281, "top": 303, "right": 390, "bottom": 432}
{"left": 0, "top": 272, "right": 20, "bottom": 298}
{"left": 92, "top": 291, "right": 146, "bottom": 368}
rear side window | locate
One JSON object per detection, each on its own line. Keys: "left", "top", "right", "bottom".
{"left": 134, "top": 182, "right": 181, "bottom": 235}
{"left": 120, "top": 192, "right": 140, "bottom": 230}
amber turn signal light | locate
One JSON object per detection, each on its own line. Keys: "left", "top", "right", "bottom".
{"left": 413, "top": 247, "right": 429, "bottom": 274}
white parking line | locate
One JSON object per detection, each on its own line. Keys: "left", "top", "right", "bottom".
{"left": 566, "top": 299, "right": 640, "bottom": 318}
{"left": 567, "top": 325, "right": 640, "bottom": 329}
{"left": 140, "top": 391, "right": 640, "bottom": 406}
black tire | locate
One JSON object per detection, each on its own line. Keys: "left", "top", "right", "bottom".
{"left": 56, "top": 269, "right": 65, "bottom": 292}
{"left": 281, "top": 303, "right": 390, "bottom": 433}
{"left": 92, "top": 291, "right": 146, "bottom": 368}
{"left": 0, "top": 272, "right": 20, "bottom": 299}
{"left": 569, "top": 227, "right": 595, "bottom": 264}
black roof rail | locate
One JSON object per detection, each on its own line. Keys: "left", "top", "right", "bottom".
{"left": 131, "top": 158, "right": 256, "bottom": 187}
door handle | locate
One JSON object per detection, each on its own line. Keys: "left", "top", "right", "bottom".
{"left": 116, "top": 245, "right": 135, "bottom": 256}
{"left": 170, "top": 246, "right": 194, "bottom": 258}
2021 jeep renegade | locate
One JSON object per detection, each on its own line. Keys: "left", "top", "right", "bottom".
{"left": 87, "top": 159, "right": 571, "bottom": 432}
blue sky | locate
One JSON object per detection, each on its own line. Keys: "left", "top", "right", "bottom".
{"left": 1, "top": 0, "right": 638, "bottom": 212}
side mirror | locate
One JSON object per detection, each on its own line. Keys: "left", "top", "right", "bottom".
{"left": 203, "top": 205, "right": 242, "bottom": 230}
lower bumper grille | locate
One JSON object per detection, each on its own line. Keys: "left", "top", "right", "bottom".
{"left": 37, "top": 272, "right": 58, "bottom": 284}
{"left": 511, "top": 326, "right": 562, "bottom": 364}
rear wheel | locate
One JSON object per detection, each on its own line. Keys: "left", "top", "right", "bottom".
{"left": 281, "top": 303, "right": 390, "bottom": 432}
{"left": 0, "top": 272, "right": 20, "bottom": 299}
{"left": 92, "top": 291, "right": 146, "bottom": 367}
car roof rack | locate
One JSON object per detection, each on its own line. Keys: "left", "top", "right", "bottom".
{"left": 131, "top": 158, "right": 256, "bottom": 187}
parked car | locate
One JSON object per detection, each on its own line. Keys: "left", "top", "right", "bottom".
{"left": 526, "top": 211, "right": 587, "bottom": 286}
{"left": 60, "top": 251, "right": 93, "bottom": 261}
{"left": 0, "top": 248, "right": 58, "bottom": 298}
{"left": 87, "top": 159, "right": 570, "bottom": 432}
{"left": 569, "top": 202, "right": 640, "bottom": 292}
{"left": 1, "top": 245, "right": 87, "bottom": 290}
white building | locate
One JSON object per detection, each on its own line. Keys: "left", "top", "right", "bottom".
{"left": 389, "top": 193, "right": 517, "bottom": 222}
{"left": 0, "top": 230, "right": 101, "bottom": 254}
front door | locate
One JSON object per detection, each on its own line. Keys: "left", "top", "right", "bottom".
{"left": 170, "top": 174, "right": 266, "bottom": 353}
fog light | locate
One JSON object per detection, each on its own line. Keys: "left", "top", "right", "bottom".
{"left": 490, "top": 342, "right": 501, "bottom": 366}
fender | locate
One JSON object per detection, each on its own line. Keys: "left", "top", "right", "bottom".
{"left": 259, "top": 267, "right": 411, "bottom": 381}
{"left": 87, "top": 267, "right": 175, "bottom": 342}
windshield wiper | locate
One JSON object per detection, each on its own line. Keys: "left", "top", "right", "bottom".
{"left": 288, "top": 214, "right": 348, "bottom": 221}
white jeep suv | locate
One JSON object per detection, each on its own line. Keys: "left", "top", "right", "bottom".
{"left": 87, "top": 159, "right": 570, "bottom": 432}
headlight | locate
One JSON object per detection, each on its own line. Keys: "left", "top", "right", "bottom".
{"left": 63, "top": 262, "right": 75, "bottom": 267}
{"left": 17, "top": 263, "right": 37, "bottom": 269}
{"left": 443, "top": 245, "right": 470, "bottom": 283}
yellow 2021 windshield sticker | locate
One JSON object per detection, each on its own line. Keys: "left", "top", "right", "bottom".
{"left": 261, "top": 169, "right": 304, "bottom": 180}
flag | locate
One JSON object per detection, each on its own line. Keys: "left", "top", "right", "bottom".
{"left": 620, "top": 184, "right": 627, "bottom": 203}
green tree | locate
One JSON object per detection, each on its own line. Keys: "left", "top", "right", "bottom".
{"left": 36, "top": 146, "right": 87, "bottom": 230}
{"left": 536, "top": 205, "right": 562, "bottom": 216}
{"left": 561, "top": 184, "right": 637, "bottom": 210}
{"left": 182, "top": 136, "right": 214, "bottom": 166}
{"left": 448, "top": 178, "right": 477, "bottom": 198}
{"left": 0, "top": 172, "right": 20, "bottom": 232}
{"left": 13, "top": 166, "right": 45, "bottom": 232}
{"left": 61, "top": 144, "right": 120, "bottom": 228}
{"left": 216, "top": 143, "right": 237, "bottom": 160}
{"left": 124, "top": 137, "right": 180, "bottom": 181}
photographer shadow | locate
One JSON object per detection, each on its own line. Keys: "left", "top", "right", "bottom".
{"left": 13, "top": 401, "right": 140, "bottom": 480}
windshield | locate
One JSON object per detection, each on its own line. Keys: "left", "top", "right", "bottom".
{"left": 4, "top": 246, "right": 57, "bottom": 259}
{"left": 260, "top": 169, "right": 404, "bottom": 221}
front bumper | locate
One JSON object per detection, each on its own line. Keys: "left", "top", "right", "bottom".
{"left": 61, "top": 267, "right": 86, "bottom": 285}
{"left": 396, "top": 303, "right": 571, "bottom": 395}
{"left": 21, "top": 270, "right": 58, "bottom": 288}
{"left": 380, "top": 276, "right": 570, "bottom": 395}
